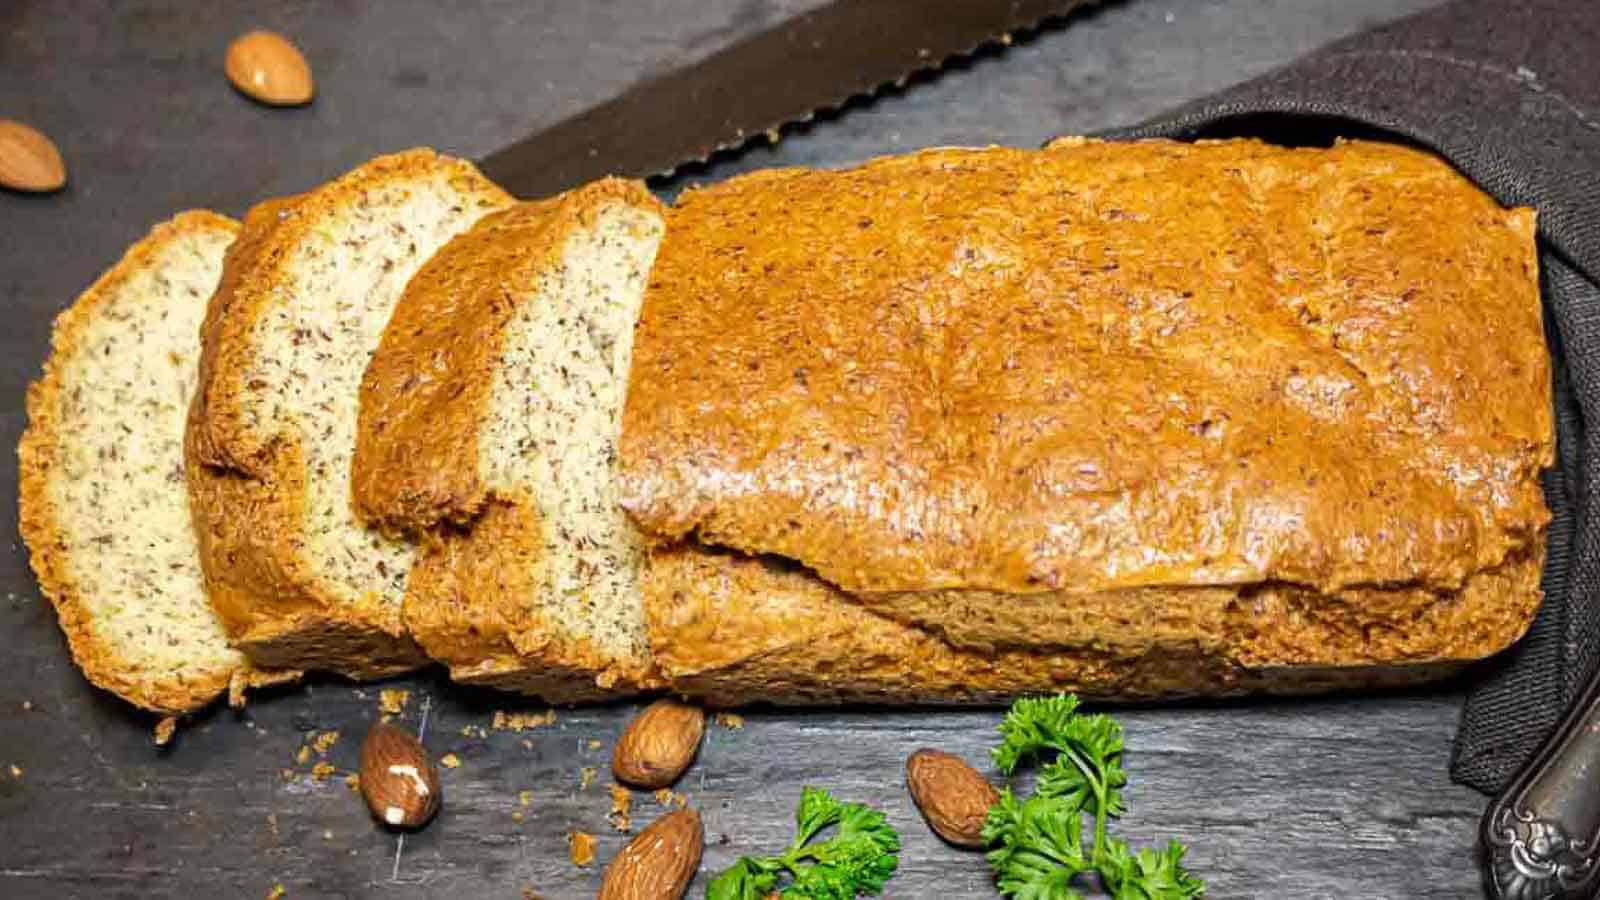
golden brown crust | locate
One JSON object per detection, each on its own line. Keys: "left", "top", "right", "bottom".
{"left": 357, "top": 180, "right": 664, "bottom": 700}
{"left": 186, "top": 149, "right": 514, "bottom": 676}
{"left": 643, "top": 545, "right": 1540, "bottom": 706}
{"left": 621, "top": 140, "right": 1551, "bottom": 614}
{"left": 18, "top": 211, "right": 288, "bottom": 714}
{"left": 355, "top": 178, "right": 658, "bottom": 531}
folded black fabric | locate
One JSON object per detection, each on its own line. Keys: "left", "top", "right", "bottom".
{"left": 1107, "top": 0, "right": 1600, "bottom": 794}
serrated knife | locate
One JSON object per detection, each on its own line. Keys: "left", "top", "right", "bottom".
{"left": 477, "top": 0, "right": 1098, "bottom": 198}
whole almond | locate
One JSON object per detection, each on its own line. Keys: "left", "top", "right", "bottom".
{"left": 612, "top": 699, "right": 705, "bottom": 789}
{"left": 598, "top": 808, "right": 703, "bottom": 900}
{"left": 359, "top": 722, "right": 441, "bottom": 828}
{"left": 0, "top": 120, "right": 66, "bottom": 193}
{"left": 225, "top": 30, "right": 314, "bottom": 106}
{"left": 906, "top": 748, "right": 999, "bottom": 848}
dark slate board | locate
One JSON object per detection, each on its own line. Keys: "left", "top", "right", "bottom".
{"left": 0, "top": 1, "right": 1484, "bottom": 897}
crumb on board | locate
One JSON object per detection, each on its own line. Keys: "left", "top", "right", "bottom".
{"left": 493, "top": 709, "right": 557, "bottom": 731}
{"left": 511, "top": 810, "right": 525, "bottom": 823}
{"left": 280, "top": 769, "right": 295, "bottom": 782}
{"left": 586, "top": 739, "right": 602, "bottom": 751}
{"left": 714, "top": 712, "right": 745, "bottom": 730}
{"left": 522, "top": 889, "right": 544, "bottom": 900}
{"left": 568, "top": 830, "right": 597, "bottom": 867}
{"left": 440, "top": 753, "right": 461, "bottom": 770}
{"left": 311, "top": 731, "right": 339, "bottom": 757}
{"left": 310, "top": 762, "right": 336, "bottom": 782}
{"left": 608, "top": 784, "right": 633, "bottom": 832}
{"left": 654, "top": 788, "right": 687, "bottom": 809}
{"left": 520, "top": 739, "right": 534, "bottom": 751}
{"left": 321, "top": 830, "right": 333, "bottom": 841}
{"left": 8, "top": 764, "right": 22, "bottom": 779}
{"left": 20, "top": 700, "right": 31, "bottom": 711}
{"left": 460, "top": 724, "right": 488, "bottom": 739}
{"left": 267, "top": 813, "right": 280, "bottom": 836}
{"left": 518, "top": 789, "right": 533, "bottom": 807}
{"left": 153, "top": 717, "right": 178, "bottom": 745}
{"left": 379, "top": 689, "right": 410, "bottom": 717}
{"left": 267, "top": 884, "right": 285, "bottom": 900}
{"left": 294, "top": 745, "right": 312, "bottom": 766}
{"left": 579, "top": 767, "right": 597, "bottom": 791}
{"left": 344, "top": 774, "right": 361, "bottom": 792}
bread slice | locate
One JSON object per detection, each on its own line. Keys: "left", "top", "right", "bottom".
{"left": 19, "top": 212, "right": 295, "bottom": 714}
{"left": 619, "top": 139, "right": 1550, "bottom": 657}
{"left": 354, "top": 179, "right": 666, "bottom": 700}
{"left": 187, "top": 150, "right": 514, "bottom": 677}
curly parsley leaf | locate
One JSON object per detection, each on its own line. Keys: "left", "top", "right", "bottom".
{"left": 706, "top": 787, "right": 900, "bottom": 900}
{"left": 986, "top": 695, "right": 1203, "bottom": 899}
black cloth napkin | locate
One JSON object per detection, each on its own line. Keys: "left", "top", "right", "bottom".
{"left": 1105, "top": 0, "right": 1600, "bottom": 794}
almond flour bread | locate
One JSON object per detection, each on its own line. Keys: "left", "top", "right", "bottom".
{"left": 19, "top": 212, "right": 294, "bottom": 714}
{"left": 354, "top": 180, "right": 666, "bottom": 700}
{"left": 621, "top": 139, "right": 1551, "bottom": 683}
{"left": 187, "top": 150, "right": 514, "bottom": 677}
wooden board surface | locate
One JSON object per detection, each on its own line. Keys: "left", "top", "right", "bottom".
{"left": 0, "top": 1, "right": 1488, "bottom": 897}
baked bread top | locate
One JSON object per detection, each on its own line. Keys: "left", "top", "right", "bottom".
{"left": 619, "top": 138, "right": 1551, "bottom": 597}
{"left": 19, "top": 212, "right": 288, "bottom": 713}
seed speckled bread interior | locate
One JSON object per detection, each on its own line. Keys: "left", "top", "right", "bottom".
{"left": 19, "top": 212, "right": 296, "bottom": 714}
{"left": 354, "top": 179, "right": 666, "bottom": 700}
{"left": 621, "top": 138, "right": 1552, "bottom": 697}
{"left": 186, "top": 150, "right": 514, "bottom": 677}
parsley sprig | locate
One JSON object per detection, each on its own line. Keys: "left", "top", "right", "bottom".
{"left": 707, "top": 786, "right": 901, "bottom": 899}
{"left": 983, "top": 695, "right": 1204, "bottom": 899}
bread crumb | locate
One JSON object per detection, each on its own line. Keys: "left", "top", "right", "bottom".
{"left": 310, "top": 762, "right": 336, "bottom": 782}
{"left": 518, "top": 789, "right": 533, "bottom": 807}
{"left": 267, "top": 884, "right": 285, "bottom": 900}
{"left": 579, "top": 766, "right": 597, "bottom": 790}
{"left": 321, "top": 830, "right": 333, "bottom": 841}
{"left": 279, "top": 769, "right": 295, "bottom": 782}
{"left": 266, "top": 813, "right": 279, "bottom": 836}
{"left": 654, "top": 788, "right": 687, "bottom": 809}
{"left": 586, "top": 739, "right": 602, "bottom": 751}
{"left": 460, "top": 724, "right": 488, "bottom": 739}
{"left": 568, "top": 830, "right": 596, "bottom": 867}
{"left": 153, "top": 717, "right": 178, "bottom": 745}
{"left": 607, "top": 784, "right": 633, "bottom": 832}
{"left": 311, "top": 731, "right": 339, "bottom": 756}
{"left": 294, "top": 745, "right": 312, "bottom": 766}
{"left": 344, "top": 774, "right": 361, "bottom": 792}
{"left": 21, "top": 700, "right": 32, "bottom": 711}
{"left": 714, "top": 712, "right": 744, "bottom": 730}
{"left": 520, "top": 739, "right": 534, "bottom": 751}
{"left": 511, "top": 811, "right": 525, "bottom": 823}
{"left": 493, "top": 709, "right": 557, "bottom": 731}
{"left": 522, "top": 888, "right": 544, "bottom": 899}
{"left": 379, "top": 689, "right": 410, "bottom": 716}
{"left": 8, "top": 764, "right": 21, "bottom": 779}
{"left": 440, "top": 753, "right": 461, "bottom": 769}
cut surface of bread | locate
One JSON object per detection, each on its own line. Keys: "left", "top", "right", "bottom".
{"left": 19, "top": 212, "right": 295, "bottom": 714}
{"left": 356, "top": 179, "right": 665, "bottom": 700}
{"left": 620, "top": 138, "right": 1551, "bottom": 656}
{"left": 187, "top": 150, "right": 514, "bottom": 676}
{"left": 643, "top": 544, "right": 1542, "bottom": 706}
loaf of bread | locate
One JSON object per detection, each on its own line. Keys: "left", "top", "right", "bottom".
{"left": 186, "top": 150, "right": 513, "bottom": 677}
{"left": 621, "top": 138, "right": 1551, "bottom": 693}
{"left": 354, "top": 180, "right": 666, "bottom": 700}
{"left": 19, "top": 212, "right": 295, "bottom": 714}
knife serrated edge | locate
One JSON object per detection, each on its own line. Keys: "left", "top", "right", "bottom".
{"left": 479, "top": 0, "right": 1101, "bottom": 199}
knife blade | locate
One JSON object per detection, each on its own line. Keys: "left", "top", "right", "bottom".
{"left": 478, "top": 0, "right": 1098, "bottom": 199}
